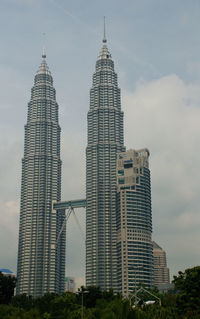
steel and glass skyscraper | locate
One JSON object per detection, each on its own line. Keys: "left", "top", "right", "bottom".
{"left": 16, "top": 53, "right": 65, "bottom": 297}
{"left": 86, "top": 30, "right": 125, "bottom": 290}
{"left": 116, "top": 149, "right": 153, "bottom": 295}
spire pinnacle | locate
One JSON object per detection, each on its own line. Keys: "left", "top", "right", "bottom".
{"left": 103, "top": 16, "right": 107, "bottom": 43}
{"left": 42, "top": 32, "right": 46, "bottom": 59}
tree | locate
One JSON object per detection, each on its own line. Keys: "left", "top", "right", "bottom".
{"left": 0, "top": 272, "right": 16, "bottom": 304}
{"left": 76, "top": 286, "right": 102, "bottom": 309}
{"left": 11, "top": 293, "right": 34, "bottom": 310}
{"left": 0, "top": 304, "right": 26, "bottom": 319}
{"left": 50, "top": 292, "right": 79, "bottom": 319}
{"left": 34, "top": 293, "right": 57, "bottom": 314}
{"left": 173, "top": 266, "right": 200, "bottom": 315}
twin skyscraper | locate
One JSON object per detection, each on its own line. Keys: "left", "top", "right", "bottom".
{"left": 17, "top": 29, "right": 153, "bottom": 297}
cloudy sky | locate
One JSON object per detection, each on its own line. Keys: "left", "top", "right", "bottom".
{"left": 0, "top": 0, "right": 200, "bottom": 287}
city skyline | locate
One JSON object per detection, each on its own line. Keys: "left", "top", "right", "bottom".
{"left": 1, "top": 0, "right": 200, "bottom": 287}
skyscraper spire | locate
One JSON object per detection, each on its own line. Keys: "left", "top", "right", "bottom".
{"left": 103, "top": 16, "right": 107, "bottom": 43}
{"left": 98, "top": 17, "right": 111, "bottom": 60}
{"left": 42, "top": 32, "right": 46, "bottom": 59}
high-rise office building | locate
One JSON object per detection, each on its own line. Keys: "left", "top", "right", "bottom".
{"left": 153, "top": 241, "right": 170, "bottom": 287}
{"left": 116, "top": 149, "right": 153, "bottom": 295}
{"left": 86, "top": 29, "right": 125, "bottom": 290}
{"left": 16, "top": 53, "right": 65, "bottom": 297}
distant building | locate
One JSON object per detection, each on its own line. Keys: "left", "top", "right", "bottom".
{"left": 116, "top": 149, "right": 153, "bottom": 296}
{"left": 157, "top": 283, "right": 174, "bottom": 293}
{"left": 153, "top": 241, "right": 170, "bottom": 287}
{"left": 64, "top": 277, "right": 75, "bottom": 293}
{"left": 0, "top": 269, "right": 15, "bottom": 277}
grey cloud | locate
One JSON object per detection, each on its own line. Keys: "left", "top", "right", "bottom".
{"left": 0, "top": 200, "right": 19, "bottom": 271}
{"left": 123, "top": 74, "right": 200, "bottom": 278}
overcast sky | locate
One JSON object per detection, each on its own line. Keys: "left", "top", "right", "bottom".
{"left": 0, "top": 0, "right": 200, "bottom": 288}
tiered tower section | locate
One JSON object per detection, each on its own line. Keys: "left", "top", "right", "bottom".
{"left": 86, "top": 34, "right": 125, "bottom": 290}
{"left": 16, "top": 54, "right": 65, "bottom": 297}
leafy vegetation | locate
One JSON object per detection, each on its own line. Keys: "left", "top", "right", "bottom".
{"left": 173, "top": 266, "right": 200, "bottom": 316}
{"left": 0, "top": 266, "right": 200, "bottom": 318}
{"left": 0, "top": 272, "right": 16, "bottom": 304}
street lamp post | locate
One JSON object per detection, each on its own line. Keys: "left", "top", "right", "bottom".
{"left": 81, "top": 291, "right": 83, "bottom": 319}
{"left": 77, "top": 287, "right": 89, "bottom": 319}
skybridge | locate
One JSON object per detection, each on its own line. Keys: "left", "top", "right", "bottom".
{"left": 53, "top": 199, "right": 86, "bottom": 246}
{"left": 53, "top": 199, "right": 86, "bottom": 211}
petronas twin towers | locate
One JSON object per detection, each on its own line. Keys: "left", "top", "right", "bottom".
{"left": 17, "top": 53, "right": 65, "bottom": 296}
{"left": 86, "top": 36, "right": 125, "bottom": 290}
{"left": 17, "top": 28, "right": 153, "bottom": 296}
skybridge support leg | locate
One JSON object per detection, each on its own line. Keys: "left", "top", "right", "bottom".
{"left": 56, "top": 208, "right": 74, "bottom": 246}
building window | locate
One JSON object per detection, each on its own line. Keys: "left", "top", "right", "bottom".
{"left": 118, "top": 170, "right": 124, "bottom": 176}
{"left": 118, "top": 178, "right": 125, "bottom": 184}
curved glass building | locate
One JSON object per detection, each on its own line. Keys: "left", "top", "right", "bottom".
{"left": 86, "top": 33, "right": 125, "bottom": 290}
{"left": 116, "top": 149, "right": 153, "bottom": 295}
{"left": 16, "top": 54, "right": 65, "bottom": 297}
